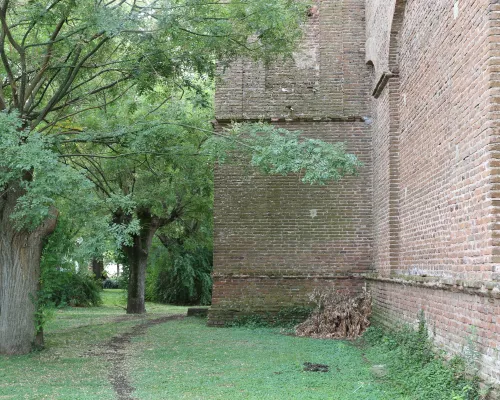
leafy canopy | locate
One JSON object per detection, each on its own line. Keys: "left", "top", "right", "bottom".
{"left": 1, "top": 0, "right": 361, "bottom": 236}
{"left": 0, "top": 0, "right": 308, "bottom": 126}
{"left": 0, "top": 0, "right": 314, "bottom": 232}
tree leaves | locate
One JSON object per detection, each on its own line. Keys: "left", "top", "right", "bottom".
{"left": 0, "top": 112, "right": 90, "bottom": 229}
{"left": 204, "top": 122, "right": 362, "bottom": 185}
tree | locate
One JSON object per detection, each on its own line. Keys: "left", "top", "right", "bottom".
{"left": 62, "top": 91, "right": 215, "bottom": 313}
{"left": 0, "top": 0, "right": 309, "bottom": 354}
{"left": 0, "top": 112, "right": 87, "bottom": 354}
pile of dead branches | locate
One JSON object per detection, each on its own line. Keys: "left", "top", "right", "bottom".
{"left": 295, "top": 287, "right": 372, "bottom": 339}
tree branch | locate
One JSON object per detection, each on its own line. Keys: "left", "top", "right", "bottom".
{"left": 24, "top": 25, "right": 88, "bottom": 49}
{"left": 0, "top": 8, "right": 27, "bottom": 109}
{"left": 62, "top": 68, "right": 128, "bottom": 99}
{"left": 43, "top": 83, "right": 134, "bottom": 130}
{"left": 33, "top": 35, "right": 110, "bottom": 127}
{"left": 0, "top": 29, "right": 17, "bottom": 108}
{"left": 24, "top": 16, "right": 68, "bottom": 102}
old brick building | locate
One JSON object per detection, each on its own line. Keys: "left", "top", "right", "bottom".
{"left": 210, "top": 0, "right": 500, "bottom": 385}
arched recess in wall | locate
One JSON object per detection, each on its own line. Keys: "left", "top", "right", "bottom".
{"left": 387, "top": 0, "right": 406, "bottom": 272}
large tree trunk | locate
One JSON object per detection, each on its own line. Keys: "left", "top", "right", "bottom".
{"left": 0, "top": 189, "right": 57, "bottom": 355}
{"left": 122, "top": 209, "right": 159, "bottom": 314}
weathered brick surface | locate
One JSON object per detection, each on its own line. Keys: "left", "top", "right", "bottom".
{"left": 369, "top": 280, "right": 500, "bottom": 384}
{"left": 215, "top": 0, "right": 369, "bottom": 120}
{"left": 213, "top": 0, "right": 500, "bottom": 387}
{"left": 213, "top": 122, "right": 371, "bottom": 276}
{"left": 210, "top": 0, "right": 372, "bottom": 325}
{"left": 209, "top": 120, "right": 372, "bottom": 324}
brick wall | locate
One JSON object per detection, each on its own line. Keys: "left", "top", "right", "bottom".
{"left": 210, "top": 0, "right": 372, "bottom": 325}
{"left": 213, "top": 0, "right": 500, "bottom": 386}
{"left": 370, "top": 280, "right": 500, "bottom": 384}
{"left": 367, "top": 0, "right": 500, "bottom": 385}
{"left": 215, "top": 0, "right": 369, "bottom": 120}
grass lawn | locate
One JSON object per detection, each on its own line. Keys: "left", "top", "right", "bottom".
{"left": 129, "top": 318, "right": 406, "bottom": 400}
{"left": 0, "top": 290, "right": 187, "bottom": 399}
{"left": 0, "top": 290, "right": 411, "bottom": 399}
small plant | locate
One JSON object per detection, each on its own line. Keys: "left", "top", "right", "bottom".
{"left": 463, "top": 326, "right": 481, "bottom": 375}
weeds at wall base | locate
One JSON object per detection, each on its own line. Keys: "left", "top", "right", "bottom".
{"left": 360, "top": 312, "right": 489, "bottom": 400}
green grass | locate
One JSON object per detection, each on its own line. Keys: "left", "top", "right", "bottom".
{"left": 129, "top": 319, "right": 404, "bottom": 400}
{"left": 0, "top": 290, "right": 187, "bottom": 400}
{"left": 0, "top": 291, "right": 479, "bottom": 399}
{"left": 360, "top": 324, "right": 485, "bottom": 400}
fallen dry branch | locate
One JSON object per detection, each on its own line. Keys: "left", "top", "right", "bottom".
{"left": 295, "top": 287, "right": 372, "bottom": 339}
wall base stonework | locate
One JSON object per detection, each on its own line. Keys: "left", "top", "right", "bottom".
{"left": 208, "top": 276, "right": 365, "bottom": 326}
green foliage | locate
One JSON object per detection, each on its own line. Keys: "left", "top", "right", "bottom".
{"left": 39, "top": 218, "right": 102, "bottom": 314}
{"left": 0, "top": 112, "right": 90, "bottom": 229}
{"left": 362, "top": 312, "right": 484, "bottom": 400}
{"left": 42, "top": 269, "right": 103, "bottom": 309}
{"left": 146, "top": 243, "right": 213, "bottom": 306}
{"left": 0, "top": 0, "right": 312, "bottom": 238}
{"left": 1, "top": 0, "right": 308, "bottom": 124}
{"left": 205, "top": 122, "right": 362, "bottom": 185}
{"left": 32, "top": 204, "right": 109, "bottom": 332}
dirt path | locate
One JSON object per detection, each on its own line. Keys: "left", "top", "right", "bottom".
{"left": 91, "top": 314, "right": 185, "bottom": 400}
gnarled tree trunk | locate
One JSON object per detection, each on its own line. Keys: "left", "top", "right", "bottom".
{"left": 0, "top": 189, "right": 57, "bottom": 355}
{"left": 122, "top": 209, "right": 159, "bottom": 314}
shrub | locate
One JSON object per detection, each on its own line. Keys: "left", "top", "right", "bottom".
{"left": 146, "top": 246, "right": 213, "bottom": 305}
{"left": 40, "top": 218, "right": 102, "bottom": 311}
{"left": 42, "top": 269, "right": 102, "bottom": 308}
{"left": 102, "top": 279, "right": 120, "bottom": 289}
